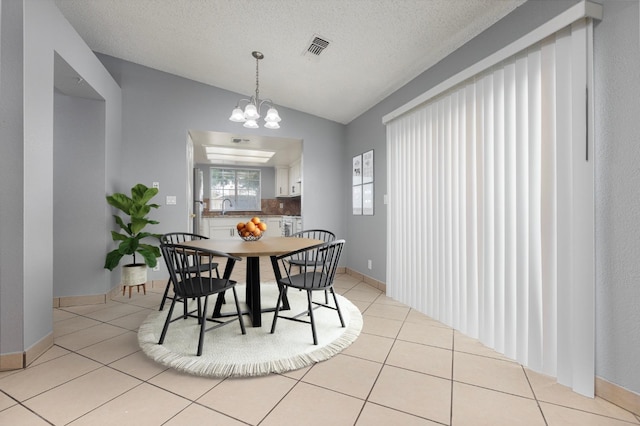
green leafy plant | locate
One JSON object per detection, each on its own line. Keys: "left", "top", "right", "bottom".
{"left": 104, "top": 183, "right": 161, "bottom": 271}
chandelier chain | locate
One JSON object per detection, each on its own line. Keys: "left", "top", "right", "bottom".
{"left": 254, "top": 54, "right": 260, "bottom": 104}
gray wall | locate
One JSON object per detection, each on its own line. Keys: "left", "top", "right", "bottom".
{"left": 96, "top": 54, "right": 347, "bottom": 280}
{"left": 53, "top": 92, "right": 108, "bottom": 297}
{"left": 1, "top": 0, "right": 121, "bottom": 356}
{"left": 0, "top": 0, "right": 25, "bottom": 355}
{"left": 346, "top": 0, "right": 640, "bottom": 395}
{"left": 593, "top": 0, "right": 640, "bottom": 397}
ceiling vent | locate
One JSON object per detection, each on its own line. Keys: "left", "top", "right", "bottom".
{"left": 231, "top": 137, "right": 250, "bottom": 144}
{"left": 304, "top": 35, "right": 331, "bottom": 57}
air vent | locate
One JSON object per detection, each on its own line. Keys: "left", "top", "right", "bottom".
{"left": 231, "top": 138, "right": 250, "bottom": 144}
{"left": 305, "top": 35, "right": 331, "bottom": 56}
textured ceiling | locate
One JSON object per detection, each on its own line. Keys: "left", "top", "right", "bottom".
{"left": 54, "top": 0, "right": 525, "bottom": 125}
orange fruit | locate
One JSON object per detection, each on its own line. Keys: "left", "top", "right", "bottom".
{"left": 236, "top": 222, "right": 245, "bottom": 231}
{"left": 257, "top": 222, "right": 267, "bottom": 231}
{"left": 251, "top": 216, "right": 261, "bottom": 224}
{"left": 242, "top": 230, "right": 251, "bottom": 237}
{"left": 245, "top": 221, "right": 256, "bottom": 232}
{"left": 252, "top": 228, "right": 262, "bottom": 237}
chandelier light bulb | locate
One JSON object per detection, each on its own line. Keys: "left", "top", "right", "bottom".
{"left": 244, "top": 103, "right": 260, "bottom": 120}
{"left": 243, "top": 119, "right": 259, "bottom": 129}
{"left": 265, "top": 107, "right": 281, "bottom": 123}
{"left": 264, "top": 120, "right": 280, "bottom": 130}
{"left": 229, "top": 107, "right": 246, "bottom": 122}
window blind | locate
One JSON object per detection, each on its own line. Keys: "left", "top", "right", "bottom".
{"left": 386, "top": 17, "right": 595, "bottom": 396}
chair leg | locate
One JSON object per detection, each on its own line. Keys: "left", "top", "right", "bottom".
{"left": 231, "top": 287, "right": 246, "bottom": 335}
{"left": 197, "top": 296, "right": 209, "bottom": 356}
{"left": 159, "top": 296, "right": 178, "bottom": 344}
{"left": 195, "top": 298, "right": 202, "bottom": 322}
{"left": 330, "top": 288, "right": 345, "bottom": 327}
{"left": 159, "top": 279, "right": 172, "bottom": 311}
{"left": 307, "top": 290, "right": 318, "bottom": 345}
{"left": 270, "top": 286, "right": 286, "bottom": 334}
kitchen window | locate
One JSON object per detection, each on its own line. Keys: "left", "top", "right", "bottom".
{"left": 209, "top": 167, "right": 261, "bottom": 211}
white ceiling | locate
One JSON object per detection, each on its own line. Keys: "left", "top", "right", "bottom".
{"left": 54, "top": 0, "right": 525, "bottom": 124}
{"left": 53, "top": 0, "right": 525, "bottom": 165}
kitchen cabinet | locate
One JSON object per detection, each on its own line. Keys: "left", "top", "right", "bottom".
{"left": 208, "top": 217, "right": 247, "bottom": 240}
{"left": 289, "top": 160, "right": 301, "bottom": 197}
{"left": 265, "top": 217, "right": 282, "bottom": 236}
{"left": 207, "top": 216, "right": 282, "bottom": 240}
{"left": 275, "top": 167, "right": 289, "bottom": 197}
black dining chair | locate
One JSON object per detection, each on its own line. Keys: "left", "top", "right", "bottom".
{"left": 286, "top": 229, "right": 336, "bottom": 271}
{"left": 270, "top": 239, "right": 345, "bottom": 345}
{"left": 159, "top": 243, "right": 246, "bottom": 356}
{"left": 159, "top": 232, "right": 219, "bottom": 311}
{"left": 287, "top": 229, "right": 336, "bottom": 303}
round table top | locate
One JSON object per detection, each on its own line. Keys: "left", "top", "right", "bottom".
{"left": 182, "top": 236, "right": 324, "bottom": 258}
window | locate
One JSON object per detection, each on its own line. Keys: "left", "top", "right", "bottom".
{"left": 209, "top": 167, "right": 261, "bottom": 211}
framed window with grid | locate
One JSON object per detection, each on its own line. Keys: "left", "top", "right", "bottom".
{"left": 209, "top": 167, "right": 261, "bottom": 211}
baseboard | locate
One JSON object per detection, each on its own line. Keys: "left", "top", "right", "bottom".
{"left": 595, "top": 376, "right": 640, "bottom": 416}
{"left": 346, "top": 268, "right": 386, "bottom": 292}
{"left": 25, "top": 332, "right": 54, "bottom": 366}
{"left": 0, "top": 352, "right": 23, "bottom": 371}
{"left": 0, "top": 332, "right": 53, "bottom": 371}
{"left": 53, "top": 282, "right": 152, "bottom": 307}
{"left": 57, "top": 293, "right": 107, "bottom": 307}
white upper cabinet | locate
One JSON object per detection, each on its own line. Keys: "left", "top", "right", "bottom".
{"left": 275, "top": 159, "right": 302, "bottom": 197}
{"left": 276, "top": 166, "right": 289, "bottom": 197}
{"left": 289, "top": 159, "right": 301, "bottom": 197}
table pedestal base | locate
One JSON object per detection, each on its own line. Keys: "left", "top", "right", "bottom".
{"left": 212, "top": 256, "right": 289, "bottom": 327}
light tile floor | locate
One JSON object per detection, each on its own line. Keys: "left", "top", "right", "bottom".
{"left": 1, "top": 258, "right": 639, "bottom": 425}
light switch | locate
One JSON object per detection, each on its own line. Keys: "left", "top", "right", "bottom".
{"left": 166, "top": 195, "right": 177, "bottom": 205}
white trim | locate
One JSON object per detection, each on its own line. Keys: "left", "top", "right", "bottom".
{"left": 382, "top": 0, "right": 602, "bottom": 125}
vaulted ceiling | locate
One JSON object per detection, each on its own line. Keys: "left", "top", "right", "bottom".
{"left": 54, "top": 0, "right": 525, "bottom": 125}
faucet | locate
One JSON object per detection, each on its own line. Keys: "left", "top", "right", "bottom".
{"left": 221, "top": 198, "right": 233, "bottom": 215}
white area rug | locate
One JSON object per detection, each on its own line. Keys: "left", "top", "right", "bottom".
{"left": 138, "top": 283, "right": 362, "bottom": 377}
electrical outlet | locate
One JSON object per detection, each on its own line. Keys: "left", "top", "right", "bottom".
{"left": 152, "top": 182, "right": 159, "bottom": 189}
{"left": 279, "top": 203, "right": 284, "bottom": 209}
{"left": 368, "top": 259, "right": 372, "bottom": 270}
{"left": 166, "top": 195, "right": 177, "bottom": 205}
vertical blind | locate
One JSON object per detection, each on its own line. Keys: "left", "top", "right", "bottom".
{"left": 386, "top": 19, "right": 594, "bottom": 396}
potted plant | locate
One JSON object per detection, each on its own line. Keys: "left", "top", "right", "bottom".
{"left": 104, "top": 183, "right": 162, "bottom": 287}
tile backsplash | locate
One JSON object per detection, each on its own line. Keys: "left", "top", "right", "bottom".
{"left": 202, "top": 198, "right": 301, "bottom": 217}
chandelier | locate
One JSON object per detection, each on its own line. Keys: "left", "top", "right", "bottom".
{"left": 229, "top": 51, "right": 281, "bottom": 129}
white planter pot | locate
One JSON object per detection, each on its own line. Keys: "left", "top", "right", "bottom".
{"left": 122, "top": 263, "right": 147, "bottom": 286}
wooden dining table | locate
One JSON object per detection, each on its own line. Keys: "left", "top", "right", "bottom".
{"left": 182, "top": 236, "right": 323, "bottom": 327}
